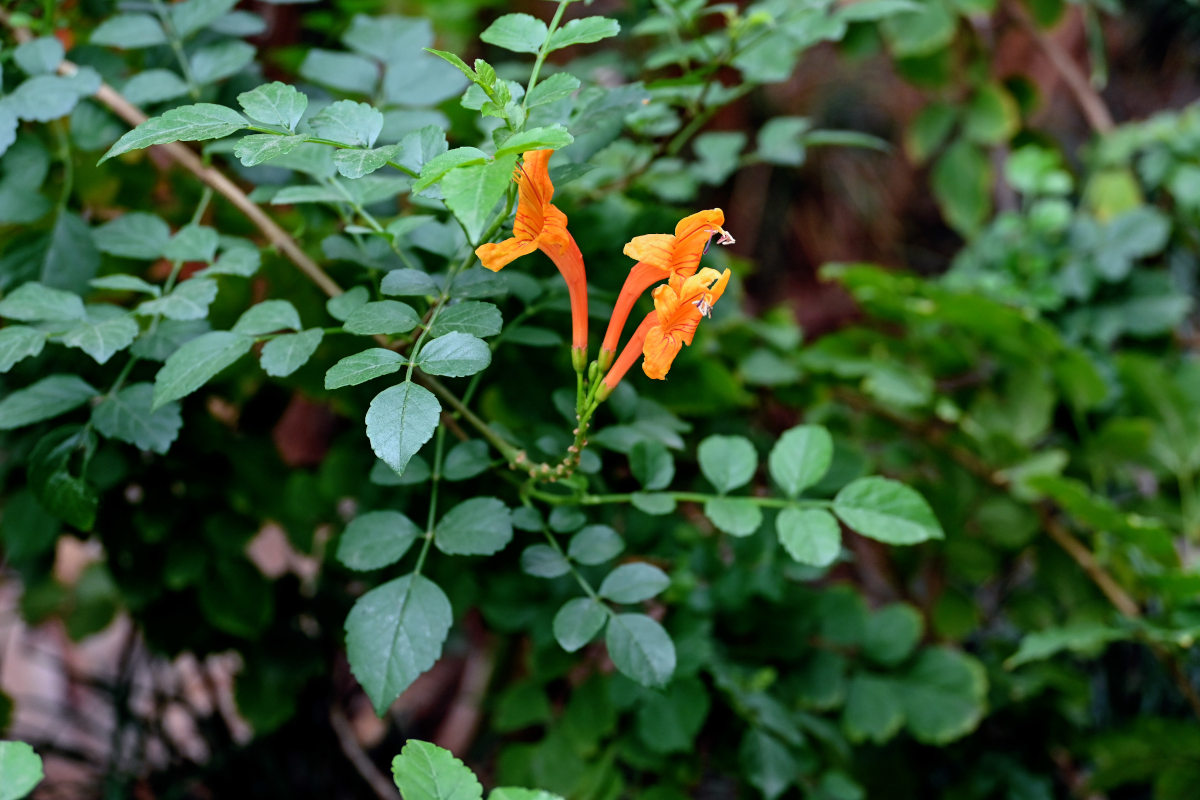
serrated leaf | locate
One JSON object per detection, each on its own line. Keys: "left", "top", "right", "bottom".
{"left": 381, "top": 269, "right": 439, "bottom": 298}
{"left": 170, "top": 0, "right": 239, "bottom": 37}
{"left": 233, "top": 299, "right": 302, "bottom": 335}
{"left": 546, "top": 17, "right": 620, "bottom": 51}
{"left": 135, "top": 278, "right": 218, "bottom": 321}
{"left": 152, "top": 330, "right": 253, "bottom": 409}
{"left": 442, "top": 439, "right": 490, "bottom": 481}
{"left": 442, "top": 154, "right": 516, "bottom": 243}
{"left": 703, "top": 497, "right": 763, "bottom": 537}
{"left": 100, "top": 103, "right": 248, "bottom": 163}
{"left": 416, "top": 332, "right": 491, "bottom": 378}
{"left": 0, "top": 375, "right": 98, "bottom": 430}
{"left": 121, "top": 70, "right": 189, "bottom": 105}
{"left": 598, "top": 563, "right": 670, "bottom": 603}
{"left": 833, "top": 477, "right": 944, "bottom": 544}
{"left": 777, "top": 507, "right": 840, "bottom": 567}
{"left": 197, "top": 247, "right": 260, "bottom": 278}
{"left": 327, "top": 286, "right": 369, "bottom": 321}
{"left": 567, "top": 525, "right": 623, "bottom": 565}
{"left": 189, "top": 40, "right": 255, "bottom": 85}
{"left": 237, "top": 82, "right": 307, "bottom": 132}
{"left": 843, "top": 674, "right": 903, "bottom": 744}
{"left": 163, "top": 225, "right": 219, "bottom": 263}
{"left": 698, "top": 434, "right": 758, "bottom": 493}
{"left": 390, "top": 739, "right": 483, "bottom": 800}
{"left": 325, "top": 348, "right": 406, "bottom": 389}
{"left": 91, "top": 383, "right": 182, "bottom": 454}
{"left": 366, "top": 381, "right": 440, "bottom": 475}
{"left": 311, "top": 100, "right": 384, "bottom": 148}
{"left": 61, "top": 312, "right": 139, "bottom": 364}
{"left": 553, "top": 597, "right": 608, "bottom": 652}
{"left": 334, "top": 145, "right": 401, "bottom": 179}
{"left": 346, "top": 574, "right": 453, "bottom": 716}
{"left": 768, "top": 425, "right": 833, "bottom": 497}
{"left": 234, "top": 133, "right": 306, "bottom": 167}
{"left": 260, "top": 329, "right": 322, "bottom": 377}
{"left": 337, "top": 510, "right": 422, "bottom": 571}
{"left": 429, "top": 301, "right": 502, "bottom": 337}
{"left": 606, "top": 613, "right": 675, "bottom": 688}
{"left": 92, "top": 213, "right": 171, "bottom": 259}
{"left": 300, "top": 49, "right": 379, "bottom": 95}
{"left": 89, "top": 275, "right": 160, "bottom": 295}
{"left": 525, "top": 72, "right": 580, "bottom": 108}
{"left": 520, "top": 544, "right": 570, "bottom": 578}
{"left": 91, "top": 13, "right": 167, "bottom": 48}
{"left": 898, "top": 648, "right": 987, "bottom": 744}
{"left": 0, "top": 326, "right": 46, "bottom": 372}
{"left": 629, "top": 440, "right": 674, "bottom": 490}
{"left": 14, "top": 37, "right": 63, "bottom": 75}
{"left": 344, "top": 300, "right": 421, "bottom": 336}
{"left": 434, "top": 497, "right": 512, "bottom": 556}
{"left": 480, "top": 13, "right": 548, "bottom": 54}
{"left": 0, "top": 282, "right": 85, "bottom": 322}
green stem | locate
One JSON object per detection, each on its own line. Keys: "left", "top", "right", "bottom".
{"left": 524, "top": 0, "right": 572, "bottom": 106}
{"left": 243, "top": 127, "right": 422, "bottom": 179}
{"left": 526, "top": 486, "right": 832, "bottom": 509}
{"left": 151, "top": 0, "right": 201, "bottom": 99}
{"left": 540, "top": 526, "right": 604, "bottom": 604}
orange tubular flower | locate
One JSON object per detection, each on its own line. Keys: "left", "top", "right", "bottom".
{"left": 598, "top": 267, "right": 730, "bottom": 399}
{"left": 599, "top": 209, "right": 733, "bottom": 369}
{"left": 475, "top": 150, "right": 588, "bottom": 359}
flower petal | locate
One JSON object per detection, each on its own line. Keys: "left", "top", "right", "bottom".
{"left": 476, "top": 236, "right": 539, "bottom": 272}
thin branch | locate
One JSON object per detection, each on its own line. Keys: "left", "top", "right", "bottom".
{"left": 330, "top": 705, "right": 396, "bottom": 800}
{"left": 1008, "top": 1, "right": 1115, "bottom": 134}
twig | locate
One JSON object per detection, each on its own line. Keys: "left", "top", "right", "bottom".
{"left": 1008, "top": 1, "right": 1115, "bottom": 133}
{"left": 1037, "top": 507, "right": 1140, "bottom": 618}
{"left": 330, "top": 705, "right": 396, "bottom": 800}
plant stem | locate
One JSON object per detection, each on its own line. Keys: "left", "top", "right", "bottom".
{"left": 524, "top": 0, "right": 572, "bottom": 105}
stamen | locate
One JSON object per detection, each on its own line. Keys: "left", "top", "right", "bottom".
{"left": 716, "top": 229, "right": 735, "bottom": 246}
{"left": 693, "top": 298, "right": 714, "bottom": 317}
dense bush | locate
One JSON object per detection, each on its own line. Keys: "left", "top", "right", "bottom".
{"left": 1, "top": 0, "right": 1198, "bottom": 798}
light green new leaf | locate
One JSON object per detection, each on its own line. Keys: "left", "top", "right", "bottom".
{"left": 606, "top": 613, "right": 675, "bottom": 688}
{"left": 416, "top": 332, "right": 491, "bottom": 378}
{"left": 91, "top": 383, "right": 182, "bottom": 454}
{"left": 443, "top": 154, "right": 516, "bottom": 244}
{"left": 0, "top": 740, "right": 44, "bottom": 800}
{"left": 546, "top": 17, "right": 620, "bottom": 51}
{"left": 0, "top": 282, "right": 85, "bottom": 322}
{"left": 135, "top": 278, "right": 218, "bottom": 321}
{"left": 833, "top": 476, "right": 944, "bottom": 544}
{"left": 768, "top": 425, "right": 833, "bottom": 497}
{"left": 91, "top": 14, "right": 167, "bottom": 48}
{"left": 0, "top": 327, "right": 46, "bottom": 372}
{"left": 434, "top": 497, "right": 512, "bottom": 556}
{"left": 776, "top": 507, "right": 841, "bottom": 567}
{"left": 233, "top": 299, "right": 302, "bottom": 335}
{"left": 100, "top": 103, "right": 248, "bottom": 163}
{"left": 336, "top": 510, "right": 422, "bottom": 571}
{"left": 346, "top": 574, "right": 453, "bottom": 716}
{"left": 311, "top": 100, "right": 383, "bottom": 148}
{"left": 152, "top": 330, "right": 254, "bottom": 409}
{"left": 391, "top": 739, "right": 483, "bottom": 800}
{"left": 698, "top": 434, "right": 758, "bottom": 493}
{"left": 0, "top": 375, "right": 98, "bottom": 430}
{"left": 494, "top": 126, "right": 573, "bottom": 158}
{"left": 260, "top": 329, "right": 323, "bottom": 377}
{"left": 344, "top": 300, "right": 421, "bottom": 336}
{"left": 553, "top": 597, "right": 608, "bottom": 652}
{"left": 412, "top": 147, "right": 489, "bottom": 193}
{"left": 366, "top": 381, "right": 440, "bottom": 475}
{"left": 598, "top": 563, "right": 670, "bottom": 603}
{"left": 480, "top": 14, "right": 548, "bottom": 54}
{"left": 237, "top": 82, "right": 307, "bottom": 132}
{"left": 325, "top": 348, "right": 406, "bottom": 390}
{"left": 61, "top": 312, "right": 139, "bottom": 364}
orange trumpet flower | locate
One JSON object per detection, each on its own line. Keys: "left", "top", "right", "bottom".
{"left": 599, "top": 267, "right": 731, "bottom": 398}
{"left": 475, "top": 149, "right": 588, "bottom": 358}
{"left": 599, "top": 209, "right": 733, "bottom": 369}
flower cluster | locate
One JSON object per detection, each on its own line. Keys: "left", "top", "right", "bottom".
{"left": 476, "top": 149, "right": 734, "bottom": 399}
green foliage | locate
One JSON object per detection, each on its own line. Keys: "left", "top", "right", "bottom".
{"left": 0, "top": 742, "right": 43, "bottom": 800}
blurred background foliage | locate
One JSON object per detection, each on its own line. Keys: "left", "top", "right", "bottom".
{"left": 1, "top": 0, "right": 1200, "bottom": 798}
